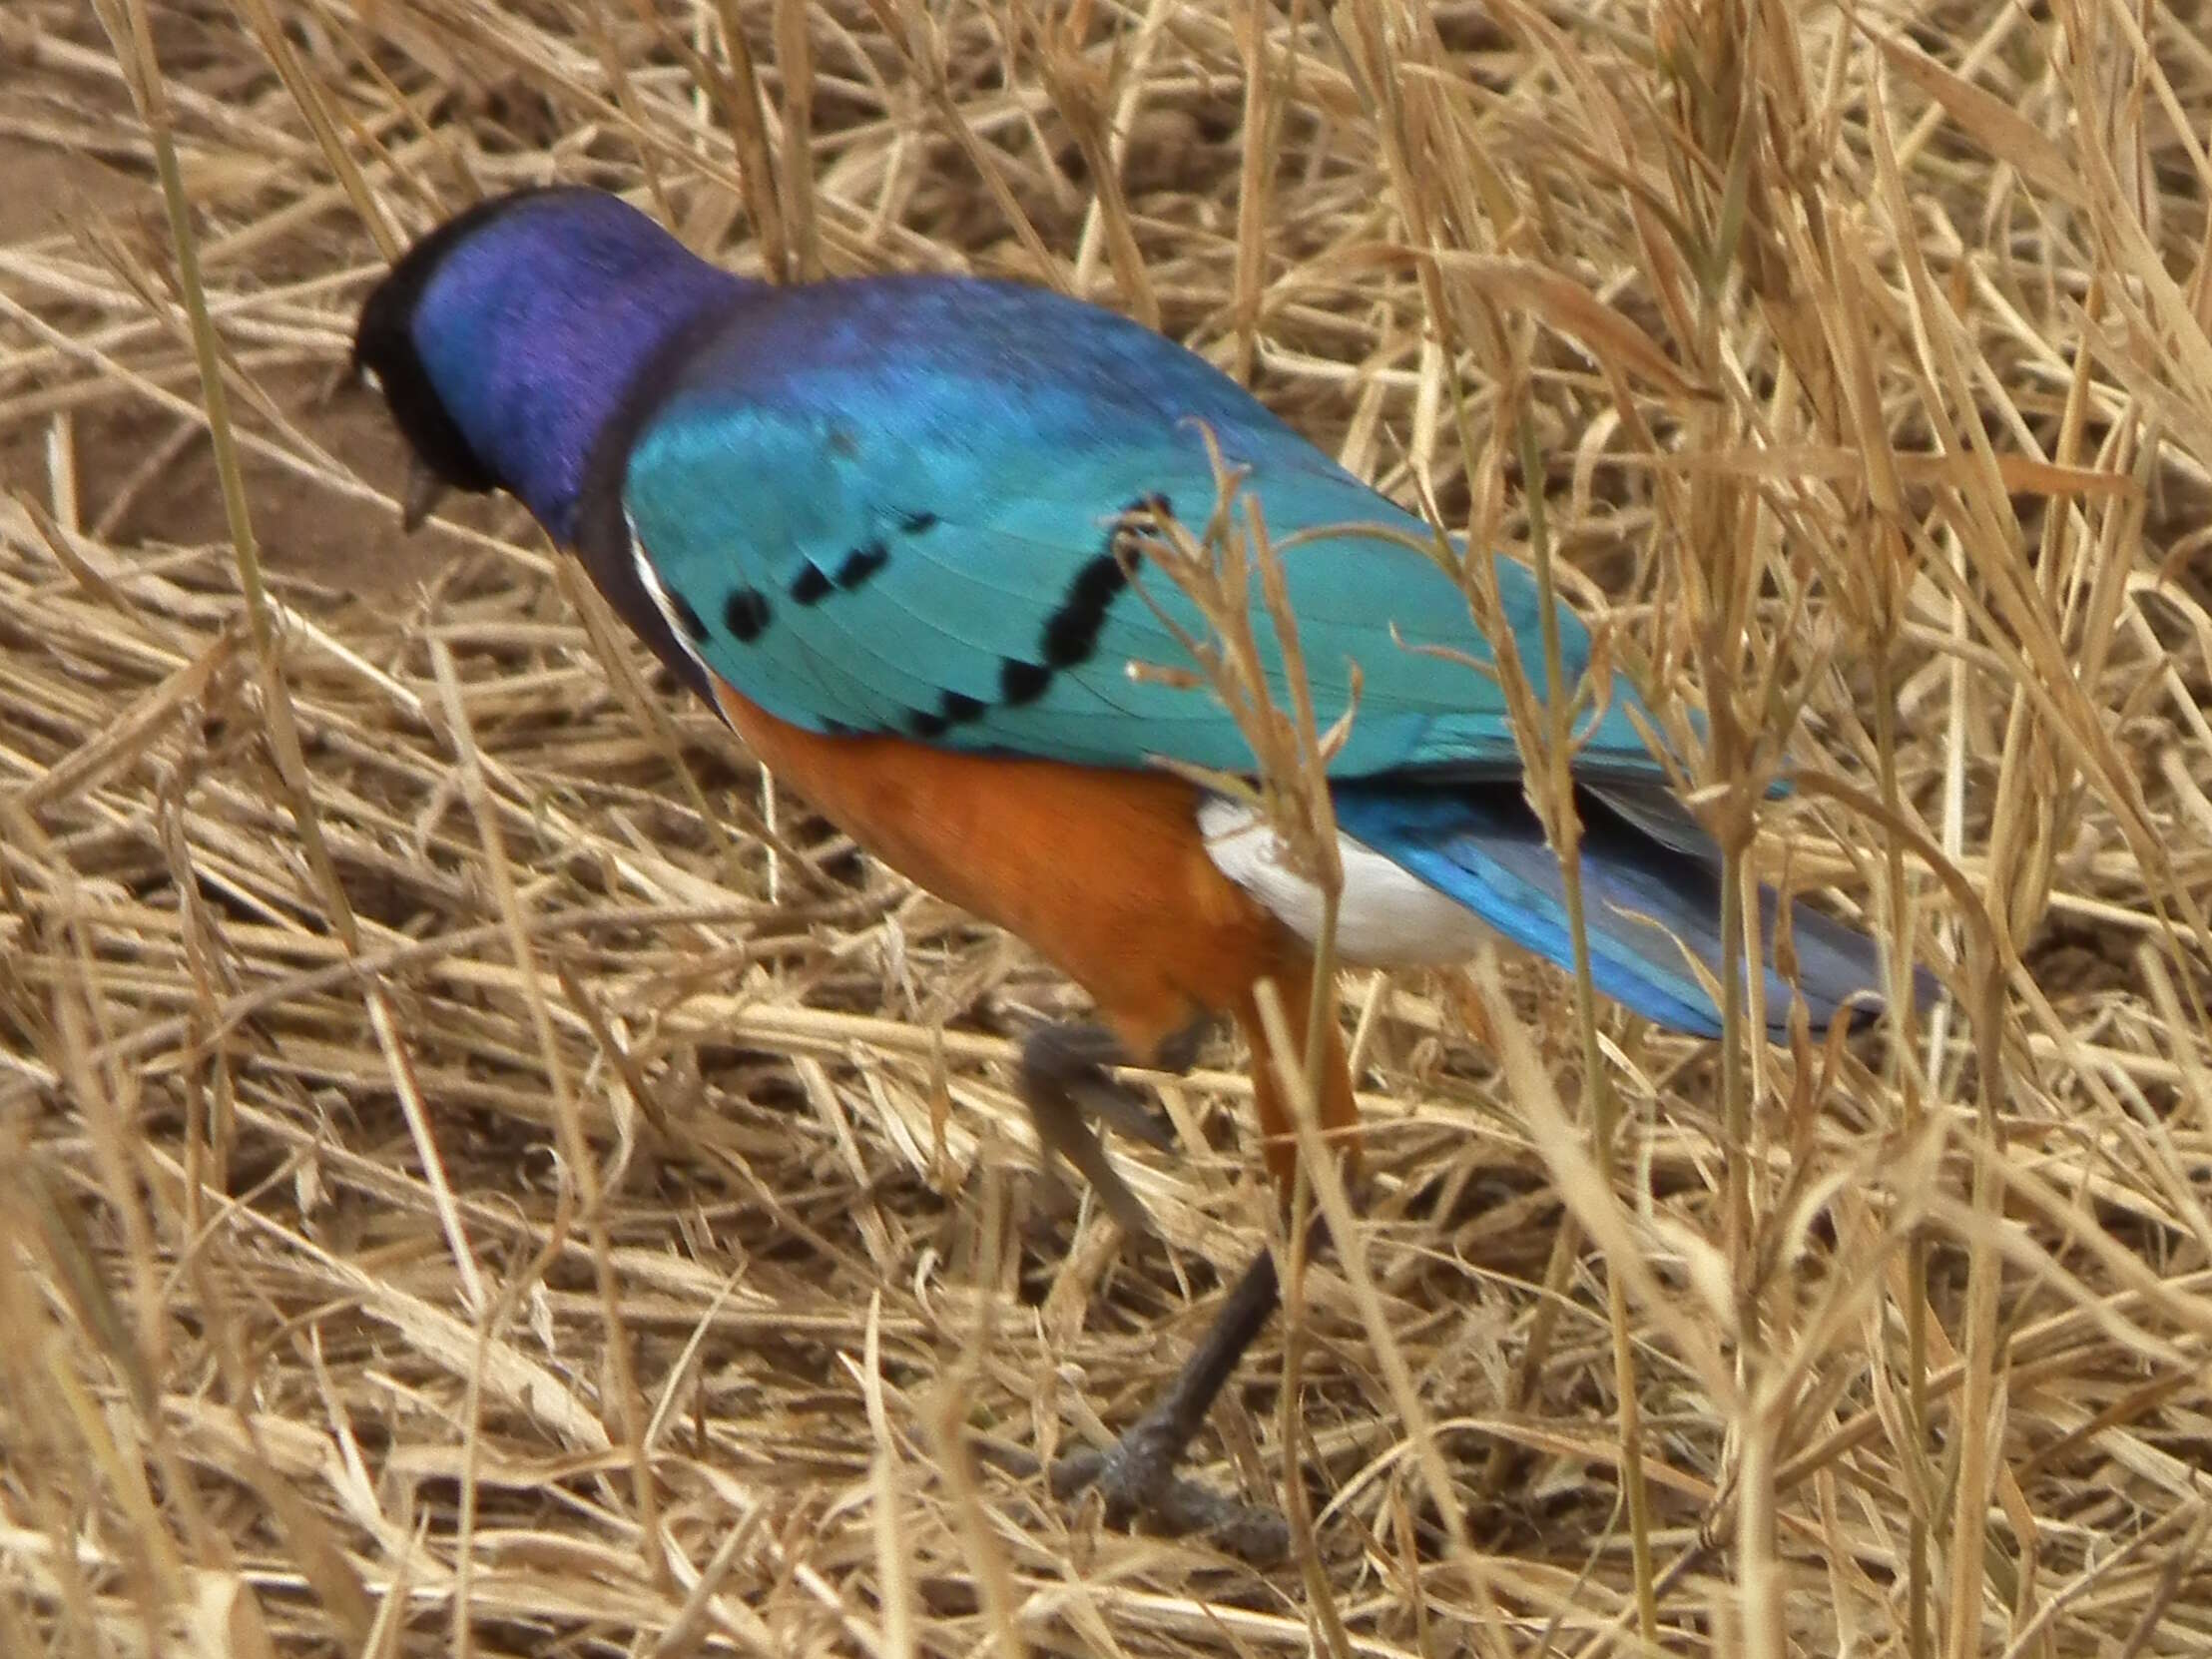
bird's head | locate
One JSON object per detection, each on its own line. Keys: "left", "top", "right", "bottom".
{"left": 352, "top": 187, "right": 738, "bottom": 540}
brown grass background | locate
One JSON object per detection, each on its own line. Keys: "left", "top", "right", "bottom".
{"left": 5, "top": 0, "right": 2212, "bottom": 1653}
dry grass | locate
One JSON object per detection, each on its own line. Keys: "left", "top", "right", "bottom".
{"left": 5, "top": 0, "right": 2212, "bottom": 1652}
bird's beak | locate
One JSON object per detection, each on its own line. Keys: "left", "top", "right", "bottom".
{"left": 400, "top": 455, "right": 449, "bottom": 534}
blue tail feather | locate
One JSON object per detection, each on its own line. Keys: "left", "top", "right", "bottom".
{"left": 1332, "top": 785, "right": 1935, "bottom": 1039}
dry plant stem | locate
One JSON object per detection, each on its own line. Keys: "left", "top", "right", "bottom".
{"left": 705, "top": 0, "right": 789, "bottom": 279}
{"left": 1241, "top": 496, "right": 1349, "bottom": 1109}
{"left": 231, "top": 0, "right": 400, "bottom": 261}
{"left": 1716, "top": 842, "right": 1782, "bottom": 1659}
{"left": 1477, "top": 1209, "right": 1584, "bottom": 1498}
{"left": 78, "top": 19, "right": 424, "bottom": 1639}
{"left": 919, "top": 1381, "right": 1025, "bottom": 1659}
{"left": 97, "top": 0, "right": 359, "bottom": 958}
{"left": 1857, "top": 107, "right": 1940, "bottom": 1659}
{"left": 1695, "top": 358, "right": 1774, "bottom": 1659}
{"left": 774, "top": 0, "right": 820, "bottom": 278}
{"left": 1240, "top": 491, "right": 1355, "bottom": 1594}
{"left": 1879, "top": 642, "right": 1937, "bottom": 1659}
{"left": 1257, "top": 980, "right": 1522, "bottom": 1659}
{"left": 430, "top": 639, "right": 669, "bottom": 1595}
{"left": 1514, "top": 407, "right": 1660, "bottom": 1649}
{"left": 1228, "top": 0, "right": 1275, "bottom": 383}
{"left": 433, "top": 1097, "right": 582, "bottom": 1655}
{"left": 1436, "top": 354, "right": 1589, "bottom": 1509}
{"left": 1276, "top": 1159, "right": 1353, "bottom": 1659}
{"left": 859, "top": 1298, "right": 918, "bottom": 1659}
{"left": 87, "top": 0, "right": 500, "bottom": 1315}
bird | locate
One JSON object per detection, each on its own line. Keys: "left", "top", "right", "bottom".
{"left": 352, "top": 185, "right": 1933, "bottom": 1558}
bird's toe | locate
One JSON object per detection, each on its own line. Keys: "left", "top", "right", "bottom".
{"left": 1050, "top": 1419, "right": 1289, "bottom": 1565}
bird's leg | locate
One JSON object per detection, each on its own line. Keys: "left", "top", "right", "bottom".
{"left": 1016, "top": 1018, "right": 1199, "bottom": 1236}
{"left": 1046, "top": 976, "right": 1356, "bottom": 1560}
{"left": 1048, "top": 1242, "right": 1290, "bottom": 1562}
{"left": 1013, "top": 1014, "right": 1290, "bottom": 1556}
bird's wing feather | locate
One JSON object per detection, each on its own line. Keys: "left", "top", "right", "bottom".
{"left": 1332, "top": 786, "right": 1929, "bottom": 1036}
{"left": 619, "top": 368, "right": 1668, "bottom": 784}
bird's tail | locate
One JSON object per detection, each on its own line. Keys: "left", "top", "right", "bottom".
{"left": 1330, "top": 783, "right": 1936, "bottom": 1040}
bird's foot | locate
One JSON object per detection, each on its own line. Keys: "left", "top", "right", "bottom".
{"left": 1043, "top": 1246, "right": 1290, "bottom": 1563}
{"left": 1049, "top": 1413, "right": 1290, "bottom": 1565}
{"left": 1017, "top": 1021, "right": 1189, "bottom": 1236}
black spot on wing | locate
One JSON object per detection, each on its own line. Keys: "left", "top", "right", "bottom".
{"left": 1041, "top": 554, "right": 1127, "bottom": 669}
{"left": 793, "top": 524, "right": 896, "bottom": 610}
{"left": 999, "top": 657, "right": 1052, "bottom": 705}
{"left": 836, "top": 539, "right": 889, "bottom": 590}
{"left": 898, "top": 509, "right": 939, "bottom": 534}
{"left": 1036, "top": 495, "right": 1170, "bottom": 671}
{"left": 906, "top": 689, "right": 987, "bottom": 740}
{"left": 724, "top": 587, "right": 771, "bottom": 642}
{"left": 669, "top": 591, "right": 707, "bottom": 642}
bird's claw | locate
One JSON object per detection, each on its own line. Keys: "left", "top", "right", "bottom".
{"left": 1050, "top": 1416, "right": 1290, "bottom": 1565}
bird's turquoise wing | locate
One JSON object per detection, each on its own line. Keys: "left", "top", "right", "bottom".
{"left": 619, "top": 374, "right": 1667, "bottom": 784}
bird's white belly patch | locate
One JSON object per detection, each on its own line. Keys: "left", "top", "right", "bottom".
{"left": 1197, "top": 797, "right": 1492, "bottom": 968}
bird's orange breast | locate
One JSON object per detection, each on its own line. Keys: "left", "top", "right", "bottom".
{"left": 707, "top": 675, "right": 1301, "bottom": 1062}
